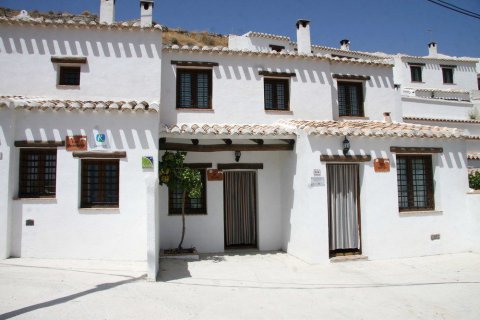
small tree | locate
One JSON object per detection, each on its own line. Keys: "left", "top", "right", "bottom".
{"left": 159, "top": 151, "right": 202, "bottom": 250}
{"left": 469, "top": 171, "right": 480, "bottom": 190}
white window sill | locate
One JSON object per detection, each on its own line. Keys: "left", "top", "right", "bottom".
{"left": 13, "top": 197, "right": 57, "bottom": 201}
{"left": 399, "top": 210, "right": 443, "bottom": 216}
{"left": 79, "top": 208, "right": 119, "bottom": 213}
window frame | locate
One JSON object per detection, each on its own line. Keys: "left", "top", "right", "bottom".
{"left": 176, "top": 68, "right": 213, "bottom": 109}
{"left": 442, "top": 67, "right": 454, "bottom": 84}
{"left": 58, "top": 66, "right": 81, "bottom": 86}
{"left": 396, "top": 155, "right": 435, "bottom": 212}
{"left": 263, "top": 77, "right": 290, "bottom": 111}
{"left": 18, "top": 148, "right": 57, "bottom": 198}
{"left": 80, "top": 159, "right": 120, "bottom": 208}
{"left": 410, "top": 65, "right": 423, "bottom": 82}
{"left": 168, "top": 168, "right": 207, "bottom": 215}
{"left": 337, "top": 81, "right": 365, "bottom": 117}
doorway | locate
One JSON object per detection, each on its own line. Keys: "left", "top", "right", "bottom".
{"left": 327, "top": 164, "right": 361, "bottom": 256}
{"left": 223, "top": 171, "right": 257, "bottom": 248}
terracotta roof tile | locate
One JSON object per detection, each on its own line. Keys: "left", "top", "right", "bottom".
{"left": 468, "top": 153, "right": 480, "bottom": 160}
{"left": 161, "top": 123, "right": 296, "bottom": 137}
{"left": 403, "top": 116, "right": 480, "bottom": 124}
{"left": 0, "top": 96, "right": 159, "bottom": 112}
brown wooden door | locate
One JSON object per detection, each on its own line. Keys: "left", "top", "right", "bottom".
{"left": 223, "top": 171, "right": 257, "bottom": 248}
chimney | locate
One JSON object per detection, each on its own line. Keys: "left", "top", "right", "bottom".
{"left": 296, "top": 19, "right": 311, "bottom": 54}
{"left": 140, "top": 1, "right": 154, "bottom": 27}
{"left": 340, "top": 39, "right": 350, "bottom": 51}
{"left": 383, "top": 112, "right": 392, "bottom": 123}
{"left": 428, "top": 42, "right": 437, "bottom": 56}
{"left": 100, "top": 0, "right": 115, "bottom": 24}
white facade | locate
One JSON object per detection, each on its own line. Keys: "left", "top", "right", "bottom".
{"left": 1, "top": 1, "right": 479, "bottom": 282}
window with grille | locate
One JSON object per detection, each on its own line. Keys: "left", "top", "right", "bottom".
{"left": 59, "top": 66, "right": 81, "bottom": 86}
{"left": 442, "top": 68, "right": 454, "bottom": 84}
{"left": 410, "top": 66, "right": 422, "bottom": 82}
{"left": 337, "top": 81, "right": 364, "bottom": 117}
{"left": 19, "top": 149, "right": 57, "bottom": 198}
{"left": 168, "top": 169, "right": 207, "bottom": 215}
{"left": 264, "top": 78, "right": 290, "bottom": 110}
{"left": 396, "top": 155, "right": 434, "bottom": 211}
{"left": 176, "top": 69, "right": 212, "bottom": 109}
{"left": 81, "top": 159, "right": 119, "bottom": 208}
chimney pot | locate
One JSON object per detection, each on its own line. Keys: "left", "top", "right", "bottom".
{"left": 428, "top": 42, "right": 437, "bottom": 56}
{"left": 100, "top": 0, "right": 115, "bottom": 24}
{"left": 140, "top": 0, "right": 154, "bottom": 27}
{"left": 296, "top": 19, "right": 311, "bottom": 54}
{"left": 340, "top": 39, "right": 350, "bottom": 51}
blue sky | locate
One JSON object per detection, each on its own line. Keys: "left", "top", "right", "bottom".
{"left": 2, "top": 0, "right": 480, "bottom": 57}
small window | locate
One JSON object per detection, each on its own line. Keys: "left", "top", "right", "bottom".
{"left": 442, "top": 67, "right": 454, "bottom": 84}
{"left": 264, "top": 78, "right": 290, "bottom": 110}
{"left": 396, "top": 155, "right": 434, "bottom": 211}
{"left": 176, "top": 69, "right": 212, "bottom": 109}
{"left": 269, "top": 45, "right": 285, "bottom": 52}
{"left": 19, "top": 149, "right": 57, "bottom": 198}
{"left": 337, "top": 81, "right": 364, "bottom": 117}
{"left": 81, "top": 159, "right": 119, "bottom": 208}
{"left": 410, "top": 66, "right": 422, "bottom": 82}
{"left": 59, "top": 66, "right": 81, "bottom": 86}
{"left": 168, "top": 169, "right": 207, "bottom": 215}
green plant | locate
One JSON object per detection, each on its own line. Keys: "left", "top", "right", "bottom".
{"left": 159, "top": 151, "right": 202, "bottom": 250}
{"left": 469, "top": 171, "right": 480, "bottom": 190}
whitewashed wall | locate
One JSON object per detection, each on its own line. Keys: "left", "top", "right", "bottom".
{"left": 283, "top": 135, "right": 471, "bottom": 263}
{"left": 159, "top": 147, "right": 288, "bottom": 253}
{"left": 228, "top": 35, "right": 291, "bottom": 52}
{"left": 161, "top": 51, "right": 396, "bottom": 124}
{"left": 467, "top": 193, "right": 480, "bottom": 253}
{"left": 394, "top": 56, "right": 478, "bottom": 91}
{"left": 9, "top": 110, "right": 159, "bottom": 261}
{"left": 0, "top": 25, "right": 162, "bottom": 101}
{"left": 402, "top": 98, "right": 474, "bottom": 120}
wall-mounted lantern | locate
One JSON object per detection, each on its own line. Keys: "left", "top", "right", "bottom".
{"left": 342, "top": 136, "right": 350, "bottom": 155}
{"left": 235, "top": 150, "right": 241, "bottom": 162}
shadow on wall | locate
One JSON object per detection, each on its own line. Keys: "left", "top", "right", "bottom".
{"left": 159, "top": 259, "right": 192, "bottom": 282}
{"left": 281, "top": 148, "right": 297, "bottom": 253}
{"left": 0, "top": 27, "right": 161, "bottom": 59}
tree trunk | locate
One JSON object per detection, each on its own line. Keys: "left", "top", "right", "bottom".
{"left": 178, "top": 190, "right": 186, "bottom": 250}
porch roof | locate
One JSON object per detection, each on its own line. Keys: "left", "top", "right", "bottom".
{"left": 403, "top": 116, "right": 480, "bottom": 124}
{"left": 468, "top": 153, "right": 480, "bottom": 160}
{"left": 0, "top": 96, "right": 159, "bottom": 113}
{"left": 160, "top": 123, "right": 296, "bottom": 137}
{"left": 280, "top": 119, "right": 466, "bottom": 139}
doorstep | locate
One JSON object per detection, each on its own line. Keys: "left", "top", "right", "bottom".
{"left": 160, "top": 249, "right": 200, "bottom": 261}
{"left": 330, "top": 255, "right": 368, "bottom": 263}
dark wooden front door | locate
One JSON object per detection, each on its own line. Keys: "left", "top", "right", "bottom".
{"left": 223, "top": 171, "right": 257, "bottom": 248}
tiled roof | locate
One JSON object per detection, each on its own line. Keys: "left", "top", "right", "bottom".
{"left": 163, "top": 45, "right": 393, "bottom": 67}
{"left": 161, "top": 123, "right": 296, "bottom": 137}
{"left": 468, "top": 153, "right": 480, "bottom": 160}
{"left": 0, "top": 10, "right": 164, "bottom": 31}
{"left": 281, "top": 119, "right": 466, "bottom": 139}
{"left": 0, "top": 96, "right": 159, "bottom": 112}
{"left": 397, "top": 54, "right": 479, "bottom": 63}
{"left": 311, "top": 44, "right": 388, "bottom": 60}
{"left": 406, "top": 88, "right": 470, "bottom": 94}
{"left": 403, "top": 116, "right": 480, "bottom": 124}
{"left": 244, "top": 31, "right": 290, "bottom": 42}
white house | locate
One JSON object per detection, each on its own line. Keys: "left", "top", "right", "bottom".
{"left": 1, "top": 1, "right": 479, "bottom": 281}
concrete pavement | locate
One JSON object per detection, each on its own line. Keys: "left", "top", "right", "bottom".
{"left": 0, "top": 252, "right": 479, "bottom": 319}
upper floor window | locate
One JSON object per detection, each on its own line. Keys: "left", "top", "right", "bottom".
{"left": 169, "top": 169, "right": 207, "bottom": 215}
{"left": 59, "top": 66, "right": 81, "bottom": 86}
{"left": 442, "top": 67, "right": 454, "bottom": 84}
{"left": 410, "top": 66, "right": 422, "bottom": 82}
{"left": 396, "top": 155, "right": 434, "bottom": 211}
{"left": 264, "top": 78, "right": 290, "bottom": 111}
{"left": 337, "top": 81, "right": 364, "bottom": 117}
{"left": 176, "top": 69, "right": 212, "bottom": 109}
{"left": 81, "top": 159, "right": 119, "bottom": 208}
{"left": 19, "top": 149, "right": 57, "bottom": 198}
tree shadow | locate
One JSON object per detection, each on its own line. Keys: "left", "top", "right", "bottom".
{"left": 0, "top": 274, "right": 146, "bottom": 320}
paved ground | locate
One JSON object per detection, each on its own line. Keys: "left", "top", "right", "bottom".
{"left": 0, "top": 252, "right": 479, "bottom": 320}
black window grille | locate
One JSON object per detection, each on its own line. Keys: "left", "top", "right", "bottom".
{"left": 410, "top": 66, "right": 422, "bottom": 82}
{"left": 338, "top": 81, "right": 364, "bottom": 117}
{"left": 19, "top": 149, "right": 57, "bottom": 198}
{"left": 264, "top": 78, "right": 290, "bottom": 110}
{"left": 168, "top": 169, "right": 207, "bottom": 215}
{"left": 396, "top": 155, "right": 434, "bottom": 211}
{"left": 81, "top": 159, "right": 119, "bottom": 208}
{"left": 176, "top": 69, "right": 212, "bottom": 109}
{"left": 59, "top": 66, "right": 81, "bottom": 86}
